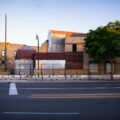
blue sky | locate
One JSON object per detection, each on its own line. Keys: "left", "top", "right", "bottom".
{"left": 0, "top": 0, "right": 120, "bottom": 46}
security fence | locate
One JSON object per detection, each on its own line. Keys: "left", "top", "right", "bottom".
{"left": 0, "top": 63, "right": 120, "bottom": 80}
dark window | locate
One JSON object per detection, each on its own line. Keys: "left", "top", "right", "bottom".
{"left": 72, "top": 44, "right": 77, "bottom": 52}
{"left": 2, "top": 60, "right": 4, "bottom": 64}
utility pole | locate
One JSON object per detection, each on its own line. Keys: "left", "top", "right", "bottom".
{"left": 5, "top": 13, "right": 7, "bottom": 72}
{"left": 36, "top": 34, "right": 40, "bottom": 78}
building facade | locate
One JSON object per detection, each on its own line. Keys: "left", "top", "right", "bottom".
{"left": 48, "top": 30, "right": 86, "bottom": 53}
{"left": 0, "top": 41, "right": 47, "bottom": 74}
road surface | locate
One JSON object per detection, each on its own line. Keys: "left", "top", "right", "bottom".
{"left": 0, "top": 82, "right": 120, "bottom": 120}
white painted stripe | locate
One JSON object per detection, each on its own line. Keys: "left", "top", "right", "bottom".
{"left": 9, "top": 83, "right": 18, "bottom": 95}
{"left": 4, "top": 112, "right": 80, "bottom": 115}
{"left": 19, "top": 87, "right": 120, "bottom": 90}
{"left": 113, "top": 87, "right": 120, "bottom": 89}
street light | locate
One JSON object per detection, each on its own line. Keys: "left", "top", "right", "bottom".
{"left": 36, "top": 34, "right": 40, "bottom": 78}
{"left": 5, "top": 13, "right": 7, "bottom": 72}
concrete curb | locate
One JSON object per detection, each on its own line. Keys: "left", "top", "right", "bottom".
{"left": 0, "top": 79, "right": 120, "bottom": 83}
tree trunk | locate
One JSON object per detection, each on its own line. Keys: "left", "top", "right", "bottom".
{"left": 110, "top": 56, "right": 113, "bottom": 80}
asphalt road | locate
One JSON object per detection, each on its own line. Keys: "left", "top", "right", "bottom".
{"left": 0, "top": 82, "right": 120, "bottom": 120}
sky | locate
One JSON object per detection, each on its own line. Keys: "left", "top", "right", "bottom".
{"left": 0, "top": 0, "right": 120, "bottom": 46}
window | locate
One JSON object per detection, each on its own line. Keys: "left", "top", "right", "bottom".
{"left": 106, "top": 63, "right": 114, "bottom": 72}
{"left": 1, "top": 50, "right": 5, "bottom": 56}
{"left": 14, "top": 51, "right": 17, "bottom": 57}
{"left": 72, "top": 44, "right": 76, "bottom": 52}
{"left": 89, "top": 63, "right": 98, "bottom": 72}
{"left": 2, "top": 60, "right": 4, "bottom": 64}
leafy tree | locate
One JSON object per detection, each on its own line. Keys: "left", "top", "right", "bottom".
{"left": 107, "top": 20, "right": 120, "bottom": 32}
{"left": 84, "top": 26, "right": 120, "bottom": 79}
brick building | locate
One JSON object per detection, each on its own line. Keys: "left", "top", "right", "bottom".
{"left": 48, "top": 30, "right": 86, "bottom": 53}
{"left": 34, "top": 30, "right": 89, "bottom": 75}
{"left": 0, "top": 41, "right": 48, "bottom": 74}
{"left": 1, "top": 29, "right": 119, "bottom": 76}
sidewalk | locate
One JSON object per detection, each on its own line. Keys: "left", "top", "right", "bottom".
{"left": 0, "top": 79, "right": 120, "bottom": 83}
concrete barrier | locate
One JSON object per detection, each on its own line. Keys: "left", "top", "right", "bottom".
{"left": 113, "top": 75, "right": 120, "bottom": 80}
{"left": 50, "top": 75, "right": 57, "bottom": 80}
{"left": 56, "top": 75, "right": 65, "bottom": 80}
{"left": 77, "top": 75, "right": 81, "bottom": 80}
{"left": 88, "top": 75, "right": 119, "bottom": 80}
{"left": 43, "top": 75, "right": 51, "bottom": 80}
{"left": 81, "top": 75, "right": 89, "bottom": 80}
{"left": 89, "top": 75, "right": 102, "bottom": 80}
{"left": 0, "top": 74, "right": 120, "bottom": 80}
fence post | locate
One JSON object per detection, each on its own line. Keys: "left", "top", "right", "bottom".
{"left": 41, "top": 64, "right": 43, "bottom": 80}
{"left": 65, "top": 63, "right": 66, "bottom": 80}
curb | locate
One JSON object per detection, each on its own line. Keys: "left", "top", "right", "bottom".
{"left": 0, "top": 79, "right": 120, "bottom": 83}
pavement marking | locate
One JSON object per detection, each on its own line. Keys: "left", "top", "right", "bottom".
{"left": 9, "top": 82, "right": 18, "bottom": 95}
{"left": 4, "top": 112, "right": 80, "bottom": 115}
{"left": 19, "top": 87, "right": 120, "bottom": 90}
{"left": 29, "top": 96, "right": 120, "bottom": 99}
{"left": 29, "top": 93, "right": 120, "bottom": 99}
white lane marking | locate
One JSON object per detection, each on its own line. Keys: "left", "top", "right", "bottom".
{"left": 19, "top": 87, "right": 120, "bottom": 90}
{"left": 4, "top": 112, "right": 80, "bottom": 115}
{"left": 113, "top": 87, "right": 120, "bottom": 88}
{"left": 9, "top": 82, "right": 18, "bottom": 95}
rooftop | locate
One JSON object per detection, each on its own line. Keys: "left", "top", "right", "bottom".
{"left": 50, "top": 30, "right": 86, "bottom": 37}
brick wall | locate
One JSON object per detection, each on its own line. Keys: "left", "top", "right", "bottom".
{"left": 0, "top": 42, "right": 41, "bottom": 74}
{"left": 65, "top": 37, "right": 85, "bottom": 52}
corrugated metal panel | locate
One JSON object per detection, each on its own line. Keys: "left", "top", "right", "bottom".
{"left": 65, "top": 52, "right": 83, "bottom": 62}
{"left": 66, "top": 62, "right": 83, "bottom": 69}
{"left": 35, "top": 53, "right": 65, "bottom": 60}
{"left": 35, "top": 52, "right": 83, "bottom": 61}
{"left": 35, "top": 52, "right": 83, "bottom": 69}
{"left": 17, "top": 50, "right": 36, "bottom": 60}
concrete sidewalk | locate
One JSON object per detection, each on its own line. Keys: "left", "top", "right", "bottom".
{"left": 0, "top": 79, "right": 120, "bottom": 83}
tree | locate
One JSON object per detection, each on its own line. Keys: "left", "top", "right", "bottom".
{"left": 107, "top": 20, "right": 120, "bottom": 32}
{"left": 84, "top": 26, "right": 120, "bottom": 79}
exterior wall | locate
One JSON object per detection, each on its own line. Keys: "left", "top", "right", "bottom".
{"left": 77, "top": 44, "right": 84, "bottom": 51}
{"left": 65, "top": 37, "right": 85, "bottom": 44}
{"left": 40, "top": 40, "right": 48, "bottom": 52}
{"left": 14, "top": 59, "right": 33, "bottom": 75}
{"left": 0, "top": 42, "right": 24, "bottom": 73}
{"left": 65, "top": 44, "right": 72, "bottom": 52}
{"left": 65, "top": 37, "right": 85, "bottom": 52}
{"left": 0, "top": 42, "right": 38, "bottom": 74}
{"left": 48, "top": 30, "right": 85, "bottom": 53}
{"left": 34, "top": 52, "right": 84, "bottom": 75}
{"left": 48, "top": 31, "right": 65, "bottom": 52}
{"left": 83, "top": 52, "right": 89, "bottom": 69}
{"left": 88, "top": 58, "right": 120, "bottom": 75}
{"left": 35, "top": 60, "right": 65, "bottom": 69}
{"left": 17, "top": 50, "right": 36, "bottom": 60}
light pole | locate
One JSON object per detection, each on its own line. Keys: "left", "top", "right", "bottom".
{"left": 5, "top": 13, "right": 7, "bottom": 72}
{"left": 36, "top": 34, "right": 39, "bottom": 78}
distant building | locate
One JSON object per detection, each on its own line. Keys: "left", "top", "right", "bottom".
{"left": 48, "top": 30, "right": 86, "bottom": 52}
{"left": 0, "top": 41, "right": 48, "bottom": 74}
